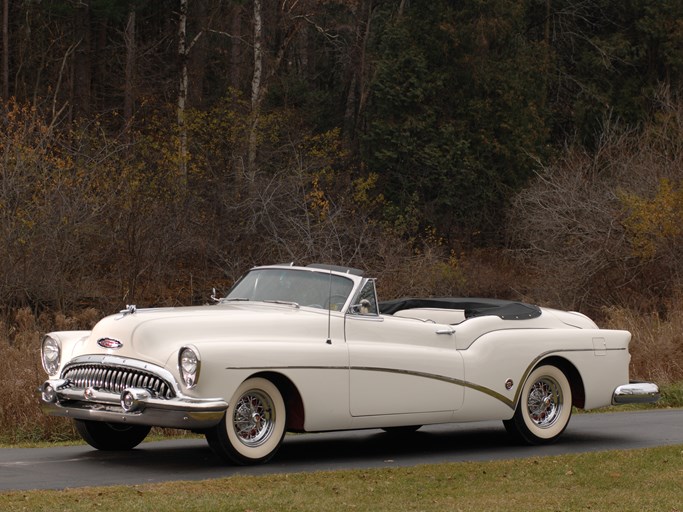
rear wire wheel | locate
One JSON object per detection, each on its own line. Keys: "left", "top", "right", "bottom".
{"left": 504, "top": 364, "right": 572, "bottom": 445}
{"left": 206, "top": 377, "right": 286, "bottom": 465}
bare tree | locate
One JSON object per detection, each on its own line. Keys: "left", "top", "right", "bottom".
{"left": 507, "top": 96, "right": 683, "bottom": 312}
{"left": 71, "top": 1, "right": 92, "bottom": 119}
{"left": 123, "top": 4, "right": 136, "bottom": 128}
{"left": 246, "top": 0, "right": 264, "bottom": 193}
{"left": 229, "top": 4, "right": 245, "bottom": 91}
{"left": 178, "top": 0, "right": 189, "bottom": 182}
{"left": 246, "top": 0, "right": 317, "bottom": 194}
{"left": 343, "top": 0, "right": 378, "bottom": 147}
{"left": 1, "top": 0, "right": 8, "bottom": 99}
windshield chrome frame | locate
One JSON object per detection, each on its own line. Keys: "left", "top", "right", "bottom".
{"left": 221, "top": 264, "right": 365, "bottom": 313}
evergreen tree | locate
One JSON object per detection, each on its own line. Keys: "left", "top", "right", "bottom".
{"left": 363, "top": 0, "right": 549, "bottom": 242}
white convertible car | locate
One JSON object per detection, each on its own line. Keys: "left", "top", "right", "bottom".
{"left": 39, "top": 264, "right": 659, "bottom": 464}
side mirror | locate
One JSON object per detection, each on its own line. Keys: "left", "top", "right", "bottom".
{"left": 350, "top": 299, "right": 371, "bottom": 314}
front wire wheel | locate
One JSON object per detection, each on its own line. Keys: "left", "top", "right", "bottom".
{"left": 206, "top": 377, "right": 286, "bottom": 465}
{"left": 74, "top": 419, "right": 151, "bottom": 450}
{"left": 504, "top": 365, "right": 572, "bottom": 445}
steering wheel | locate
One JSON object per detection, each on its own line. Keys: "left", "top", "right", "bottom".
{"left": 325, "top": 295, "right": 348, "bottom": 311}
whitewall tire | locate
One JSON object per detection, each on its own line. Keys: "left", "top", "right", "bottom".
{"left": 206, "top": 377, "right": 287, "bottom": 465}
{"left": 504, "top": 364, "right": 572, "bottom": 445}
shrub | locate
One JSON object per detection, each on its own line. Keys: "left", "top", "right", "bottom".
{"left": 604, "top": 299, "right": 683, "bottom": 384}
{"left": 507, "top": 96, "right": 683, "bottom": 314}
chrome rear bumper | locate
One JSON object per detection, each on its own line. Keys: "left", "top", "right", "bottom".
{"left": 612, "top": 381, "right": 660, "bottom": 405}
{"left": 39, "top": 380, "right": 228, "bottom": 430}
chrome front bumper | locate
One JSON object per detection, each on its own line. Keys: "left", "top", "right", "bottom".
{"left": 39, "top": 380, "right": 228, "bottom": 430}
{"left": 612, "top": 381, "right": 660, "bottom": 405}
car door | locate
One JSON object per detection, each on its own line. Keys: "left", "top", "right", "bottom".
{"left": 345, "top": 281, "right": 465, "bottom": 417}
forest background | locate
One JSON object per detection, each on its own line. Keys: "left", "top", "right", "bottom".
{"left": 1, "top": 0, "right": 683, "bottom": 442}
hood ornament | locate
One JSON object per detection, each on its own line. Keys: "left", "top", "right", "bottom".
{"left": 120, "top": 304, "right": 137, "bottom": 316}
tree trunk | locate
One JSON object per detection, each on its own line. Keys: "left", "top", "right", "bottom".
{"left": 178, "top": 0, "right": 189, "bottom": 184}
{"left": 247, "top": 0, "right": 263, "bottom": 195}
{"left": 123, "top": 5, "right": 136, "bottom": 129}
{"left": 344, "top": 0, "right": 375, "bottom": 149}
{"left": 229, "top": 4, "right": 244, "bottom": 92}
{"left": 187, "top": 0, "right": 209, "bottom": 107}
{"left": 246, "top": 0, "right": 303, "bottom": 196}
{"left": 72, "top": 1, "right": 92, "bottom": 119}
{"left": 1, "top": 0, "right": 8, "bottom": 99}
{"left": 540, "top": 0, "right": 551, "bottom": 109}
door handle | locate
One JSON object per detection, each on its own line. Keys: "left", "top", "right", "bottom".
{"left": 435, "top": 327, "right": 455, "bottom": 335}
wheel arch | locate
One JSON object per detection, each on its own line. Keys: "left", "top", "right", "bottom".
{"left": 535, "top": 356, "right": 585, "bottom": 409}
{"left": 250, "top": 371, "right": 306, "bottom": 432}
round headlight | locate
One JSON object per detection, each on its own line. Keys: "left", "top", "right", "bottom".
{"left": 179, "top": 346, "right": 200, "bottom": 388}
{"left": 41, "top": 335, "right": 61, "bottom": 376}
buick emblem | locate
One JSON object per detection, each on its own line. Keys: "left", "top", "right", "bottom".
{"left": 97, "top": 337, "right": 123, "bottom": 349}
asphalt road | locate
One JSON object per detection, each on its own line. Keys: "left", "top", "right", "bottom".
{"left": 1, "top": 409, "right": 681, "bottom": 491}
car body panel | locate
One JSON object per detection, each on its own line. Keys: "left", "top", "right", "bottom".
{"left": 346, "top": 314, "right": 465, "bottom": 416}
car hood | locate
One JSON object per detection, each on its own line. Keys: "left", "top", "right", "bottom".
{"left": 76, "top": 303, "right": 331, "bottom": 367}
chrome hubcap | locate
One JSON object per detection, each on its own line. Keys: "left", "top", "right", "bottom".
{"left": 232, "top": 390, "right": 275, "bottom": 447}
{"left": 527, "top": 376, "right": 563, "bottom": 428}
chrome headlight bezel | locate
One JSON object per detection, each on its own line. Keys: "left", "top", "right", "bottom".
{"left": 178, "top": 345, "right": 201, "bottom": 389}
{"left": 41, "top": 335, "right": 62, "bottom": 376}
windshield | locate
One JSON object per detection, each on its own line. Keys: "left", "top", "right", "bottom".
{"left": 225, "top": 269, "right": 355, "bottom": 311}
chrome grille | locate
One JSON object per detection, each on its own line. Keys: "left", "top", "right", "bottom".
{"left": 62, "top": 363, "right": 175, "bottom": 399}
